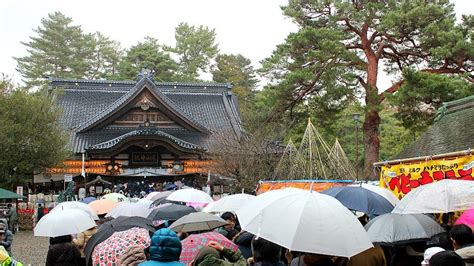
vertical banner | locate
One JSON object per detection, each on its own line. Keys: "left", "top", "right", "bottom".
{"left": 380, "top": 155, "right": 474, "bottom": 199}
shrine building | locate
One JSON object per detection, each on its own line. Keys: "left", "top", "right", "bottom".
{"left": 33, "top": 71, "right": 242, "bottom": 186}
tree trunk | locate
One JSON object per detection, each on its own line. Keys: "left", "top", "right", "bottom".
{"left": 363, "top": 109, "right": 380, "bottom": 179}
{"left": 362, "top": 51, "right": 381, "bottom": 180}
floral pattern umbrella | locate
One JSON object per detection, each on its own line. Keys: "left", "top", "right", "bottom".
{"left": 180, "top": 232, "right": 238, "bottom": 265}
{"left": 92, "top": 227, "right": 150, "bottom": 266}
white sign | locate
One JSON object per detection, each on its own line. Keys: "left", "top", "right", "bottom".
{"left": 16, "top": 186, "right": 23, "bottom": 196}
{"left": 64, "top": 174, "right": 73, "bottom": 182}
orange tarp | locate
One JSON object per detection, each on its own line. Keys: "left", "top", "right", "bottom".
{"left": 256, "top": 180, "right": 353, "bottom": 195}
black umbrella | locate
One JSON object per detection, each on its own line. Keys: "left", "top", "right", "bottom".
{"left": 147, "top": 203, "right": 196, "bottom": 222}
{"left": 84, "top": 216, "right": 155, "bottom": 265}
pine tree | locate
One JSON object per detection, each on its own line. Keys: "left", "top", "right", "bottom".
{"left": 15, "top": 12, "right": 94, "bottom": 87}
{"left": 168, "top": 22, "right": 219, "bottom": 81}
{"left": 118, "top": 37, "right": 178, "bottom": 81}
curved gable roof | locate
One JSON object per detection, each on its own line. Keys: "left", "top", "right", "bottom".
{"left": 87, "top": 128, "right": 204, "bottom": 152}
{"left": 75, "top": 76, "right": 210, "bottom": 134}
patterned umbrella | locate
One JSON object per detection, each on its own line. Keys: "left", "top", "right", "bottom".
{"left": 180, "top": 232, "right": 238, "bottom": 265}
{"left": 92, "top": 227, "right": 150, "bottom": 265}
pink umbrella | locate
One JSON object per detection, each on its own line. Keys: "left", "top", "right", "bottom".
{"left": 92, "top": 227, "right": 150, "bottom": 265}
{"left": 455, "top": 206, "right": 474, "bottom": 228}
{"left": 180, "top": 232, "right": 238, "bottom": 265}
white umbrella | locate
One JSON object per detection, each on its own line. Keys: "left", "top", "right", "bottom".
{"left": 365, "top": 213, "right": 445, "bottom": 245}
{"left": 105, "top": 202, "right": 153, "bottom": 218}
{"left": 50, "top": 201, "right": 99, "bottom": 220}
{"left": 236, "top": 188, "right": 373, "bottom": 258}
{"left": 392, "top": 179, "right": 474, "bottom": 214}
{"left": 34, "top": 209, "right": 96, "bottom": 237}
{"left": 350, "top": 183, "right": 399, "bottom": 206}
{"left": 167, "top": 188, "right": 213, "bottom": 204}
{"left": 203, "top": 193, "right": 255, "bottom": 213}
{"left": 145, "top": 191, "right": 160, "bottom": 200}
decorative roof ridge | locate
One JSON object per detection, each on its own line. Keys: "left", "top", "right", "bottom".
{"left": 434, "top": 96, "right": 474, "bottom": 122}
{"left": 87, "top": 128, "right": 204, "bottom": 151}
{"left": 74, "top": 76, "right": 210, "bottom": 134}
{"left": 49, "top": 77, "right": 231, "bottom": 88}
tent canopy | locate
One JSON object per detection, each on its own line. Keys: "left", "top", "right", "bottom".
{"left": 0, "top": 188, "right": 25, "bottom": 199}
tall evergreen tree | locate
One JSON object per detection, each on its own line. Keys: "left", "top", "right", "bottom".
{"left": 87, "top": 32, "right": 123, "bottom": 80}
{"left": 212, "top": 54, "right": 258, "bottom": 126}
{"left": 169, "top": 22, "right": 219, "bottom": 81}
{"left": 15, "top": 12, "right": 94, "bottom": 87}
{"left": 261, "top": 1, "right": 473, "bottom": 178}
{"left": 118, "top": 37, "right": 178, "bottom": 81}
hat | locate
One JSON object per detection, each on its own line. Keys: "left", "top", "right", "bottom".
{"left": 421, "top": 247, "right": 445, "bottom": 265}
{"left": 0, "top": 223, "right": 6, "bottom": 234}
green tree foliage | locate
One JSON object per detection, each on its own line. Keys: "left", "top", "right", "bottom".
{"left": 15, "top": 12, "right": 94, "bottom": 87}
{"left": 169, "top": 22, "right": 219, "bottom": 81}
{"left": 118, "top": 37, "right": 178, "bottom": 81}
{"left": 0, "top": 76, "right": 68, "bottom": 187}
{"left": 87, "top": 32, "right": 123, "bottom": 80}
{"left": 260, "top": 1, "right": 472, "bottom": 178}
{"left": 388, "top": 68, "right": 474, "bottom": 133}
{"left": 212, "top": 54, "right": 258, "bottom": 126}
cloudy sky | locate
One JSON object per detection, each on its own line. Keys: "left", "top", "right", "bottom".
{"left": 0, "top": 0, "right": 472, "bottom": 87}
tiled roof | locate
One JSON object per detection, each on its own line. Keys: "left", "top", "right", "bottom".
{"left": 51, "top": 77, "right": 242, "bottom": 154}
{"left": 397, "top": 96, "right": 474, "bottom": 159}
{"left": 88, "top": 128, "right": 204, "bottom": 151}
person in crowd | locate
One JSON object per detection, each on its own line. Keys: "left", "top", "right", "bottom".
{"left": 421, "top": 247, "right": 445, "bottom": 266}
{"left": 249, "top": 236, "right": 287, "bottom": 266}
{"left": 427, "top": 232, "right": 453, "bottom": 251}
{"left": 0, "top": 223, "right": 13, "bottom": 256}
{"left": 333, "top": 245, "right": 386, "bottom": 266}
{"left": 176, "top": 231, "right": 189, "bottom": 241}
{"left": 0, "top": 245, "right": 23, "bottom": 266}
{"left": 37, "top": 204, "right": 44, "bottom": 222}
{"left": 450, "top": 224, "right": 474, "bottom": 265}
{"left": 192, "top": 241, "right": 246, "bottom": 266}
{"left": 5, "top": 204, "right": 17, "bottom": 234}
{"left": 233, "top": 231, "right": 254, "bottom": 259}
{"left": 217, "top": 212, "right": 239, "bottom": 240}
{"left": 46, "top": 235, "right": 81, "bottom": 266}
{"left": 139, "top": 228, "right": 184, "bottom": 266}
{"left": 119, "top": 246, "right": 147, "bottom": 266}
{"left": 73, "top": 225, "right": 97, "bottom": 261}
{"left": 429, "top": 250, "right": 466, "bottom": 266}
{"left": 293, "top": 254, "right": 336, "bottom": 266}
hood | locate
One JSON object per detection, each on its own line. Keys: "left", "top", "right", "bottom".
{"left": 457, "top": 244, "right": 474, "bottom": 259}
{"left": 149, "top": 228, "right": 182, "bottom": 262}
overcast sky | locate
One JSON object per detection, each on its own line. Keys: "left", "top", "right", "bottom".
{"left": 1, "top": 0, "right": 472, "bottom": 88}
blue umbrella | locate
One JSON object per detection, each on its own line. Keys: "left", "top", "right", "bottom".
{"left": 80, "top": 196, "right": 97, "bottom": 204}
{"left": 321, "top": 186, "right": 394, "bottom": 216}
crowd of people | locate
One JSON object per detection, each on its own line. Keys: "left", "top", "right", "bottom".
{"left": 1, "top": 187, "right": 474, "bottom": 266}
{"left": 37, "top": 210, "right": 474, "bottom": 266}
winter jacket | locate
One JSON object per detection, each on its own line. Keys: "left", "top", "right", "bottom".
{"left": 456, "top": 244, "right": 474, "bottom": 266}
{"left": 139, "top": 228, "right": 184, "bottom": 266}
{"left": 334, "top": 246, "right": 386, "bottom": 266}
{"left": 72, "top": 227, "right": 97, "bottom": 257}
{"left": 46, "top": 236, "right": 81, "bottom": 266}
{"left": 194, "top": 247, "right": 246, "bottom": 266}
{"left": 255, "top": 261, "right": 287, "bottom": 266}
{"left": 233, "top": 232, "right": 253, "bottom": 259}
{"left": 0, "top": 230, "right": 13, "bottom": 255}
